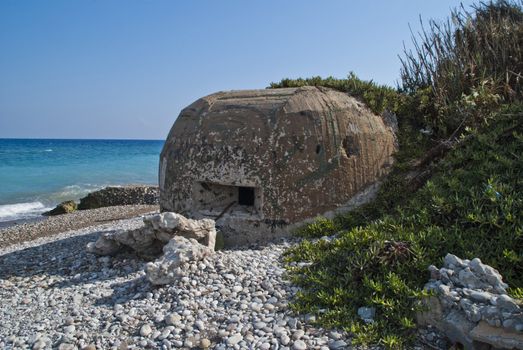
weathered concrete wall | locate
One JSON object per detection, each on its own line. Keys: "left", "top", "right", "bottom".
{"left": 160, "top": 86, "right": 397, "bottom": 245}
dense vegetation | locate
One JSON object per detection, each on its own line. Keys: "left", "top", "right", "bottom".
{"left": 270, "top": 1, "right": 523, "bottom": 348}
{"left": 401, "top": 0, "right": 523, "bottom": 137}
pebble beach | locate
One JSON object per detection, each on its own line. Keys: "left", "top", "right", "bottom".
{"left": 0, "top": 205, "right": 159, "bottom": 251}
{"left": 0, "top": 207, "right": 448, "bottom": 350}
{"left": 0, "top": 211, "right": 357, "bottom": 350}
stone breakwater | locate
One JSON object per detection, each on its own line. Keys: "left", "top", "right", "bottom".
{"left": 77, "top": 186, "right": 159, "bottom": 210}
{"left": 0, "top": 218, "right": 354, "bottom": 350}
{"left": 418, "top": 254, "right": 523, "bottom": 349}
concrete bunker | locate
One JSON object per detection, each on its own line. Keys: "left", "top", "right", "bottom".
{"left": 160, "top": 86, "right": 398, "bottom": 245}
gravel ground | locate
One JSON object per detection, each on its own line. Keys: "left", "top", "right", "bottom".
{"left": 0, "top": 217, "right": 358, "bottom": 350}
{"left": 0, "top": 205, "right": 158, "bottom": 250}
{"left": 0, "top": 215, "right": 445, "bottom": 350}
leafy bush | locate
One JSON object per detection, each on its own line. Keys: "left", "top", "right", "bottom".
{"left": 400, "top": 0, "right": 523, "bottom": 136}
{"left": 272, "top": 2, "right": 523, "bottom": 347}
{"left": 269, "top": 72, "right": 405, "bottom": 116}
{"left": 285, "top": 105, "right": 523, "bottom": 347}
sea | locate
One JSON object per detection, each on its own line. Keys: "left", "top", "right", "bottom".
{"left": 0, "top": 138, "right": 164, "bottom": 224}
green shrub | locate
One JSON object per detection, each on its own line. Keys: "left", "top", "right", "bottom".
{"left": 273, "top": 3, "right": 523, "bottom": 347}
{"left": 400, "top": 0, "right": 523, "bottom": 136}
{"left": 269, "top": 72, "right": 405, "bottom": 116}
{"left": 285, "top": 105, "right": 523, "bottom": 347}
{"left": 294, "top": 217, "right": 340, "bottom": 239}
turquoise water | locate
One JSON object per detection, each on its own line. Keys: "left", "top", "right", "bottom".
{"left": 0, "top": 138, "right": 164, "bottom": 222}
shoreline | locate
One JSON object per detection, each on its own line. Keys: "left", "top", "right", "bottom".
{"left": 0, "top": 204, "right": 158, "bottom": 251}
{"left": 0, "top": 183, "right": 159, "bottom": 224}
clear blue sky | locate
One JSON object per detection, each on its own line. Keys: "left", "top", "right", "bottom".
{"left": 0, "top": 0, "right": 476, "bottom": 140}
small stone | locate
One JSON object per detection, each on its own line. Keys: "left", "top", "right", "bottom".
{"left": 165, "top": 313, "right": 181, "bottom": 325}
{"left": 292, "top": 340, "right": 307, "bottom": 350}
{"left": 182, "top": 309, "right": 191, "bottom": 317}
{"left": 184, "top": 339, "right": 195, "bottom": 348}
{"left": 227, "top": 333, "right": 243, "bottom": 346}
{"left": 292, "top": 330, "right": 305, "bottom": 340}
{"left": 250, "top": 302, "right": 262, "bottom": 312}
{"left": 140, "top": 324, "right": 152, "bottom": 337}
{"left": 274, "top": 326, "right": 287, "bottom": 337}
{"left": 200, "top": 338, "right": 211, "bottom": 348}
{"left": 287, "top": 318, "right": 298, "bottom": 329}
{"left": 444, "top": 254, "right": 466, "bottom": 268}
{"left": 159, "top": 328, "right": 171, "bottom": 339}
{"left": 281, "top": 334, "right": 291, "bottom": 345}
{"left": 496, "top": 294, "right": 519, "bottom": 312}
{"left": 33, "top": 341, "right": 46, "bottom": 350}
{"left": 329, "top": 340, "right": 347, "bottom": 349}
{"left": 329, "top": 331, "right": 342, "bottom": 340}
{"left": 254, "top": 321, "right": 267, "bottom": 330}
{"left": 162, "top": 339, "right": 172, "bottom": 350}
{"left": 304, "top": 313, "right": 316, "bottom": 323}
{"left": 468, "top": 290, "right": 492, "bottom": 303}
{"left": 357, "top": 307, "right": 376, "bottom": 323}
{"left": 194, "top": 320, "right": 205, "bottom": 331}
{"left": 58, "top": 343, "right": 75, "bottom": 350}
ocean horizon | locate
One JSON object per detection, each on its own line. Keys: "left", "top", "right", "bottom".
{"left": 0, "top": 138, "right": 164, "bottom": 222}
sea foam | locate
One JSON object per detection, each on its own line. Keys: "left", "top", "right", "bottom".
{"left": 0, "top": 201, "right": 50, "bottom": 222}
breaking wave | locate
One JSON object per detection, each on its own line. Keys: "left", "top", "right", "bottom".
{"left": 0, "top": 201, "right": 52, "bottom": 222}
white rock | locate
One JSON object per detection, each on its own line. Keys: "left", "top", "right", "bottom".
{"left": 292, "top": 339, "right": 307, "bottom": 350}
{"left": 227, "top": 333, "right": 243, "bottom": 346}
{"left": 200, "top": 338, "right": 211, "bottom": 348}
{"left": 140, "top": 324, "right": 152, "bottom": 337}
{"left": 292, "top": 330, "right": 305, "bottom": 340}
{"left": 254, "top": 321, "right": 266, "bottom": 330}
{"left": 87, "top": 212, "right": 217, "bottom": 256}
{"left": 145, "top": 236, "right": 213, "bottom": 285}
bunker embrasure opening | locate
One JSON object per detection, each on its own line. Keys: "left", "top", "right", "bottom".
{"left": 193, "top": 182, "right": 262, "bottom": 218}
{"left": 238, "top": 187, "right": 255, "bottom": 206}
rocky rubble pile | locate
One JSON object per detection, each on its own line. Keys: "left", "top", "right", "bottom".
{"left": 78, "top": 186, "right": 159, "bottom": 210}
{"left": 0, "top": 217, "right": 353, "bottom": 350}
{"left": 418, "top": 254, "right": 523, "bottom": 349}
{"left": 87, "top": 212, "right": 216, "bottom": 285}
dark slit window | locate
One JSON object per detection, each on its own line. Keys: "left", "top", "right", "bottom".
{"left": 238, "top": 187, "right": 255, "bottom": 206}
